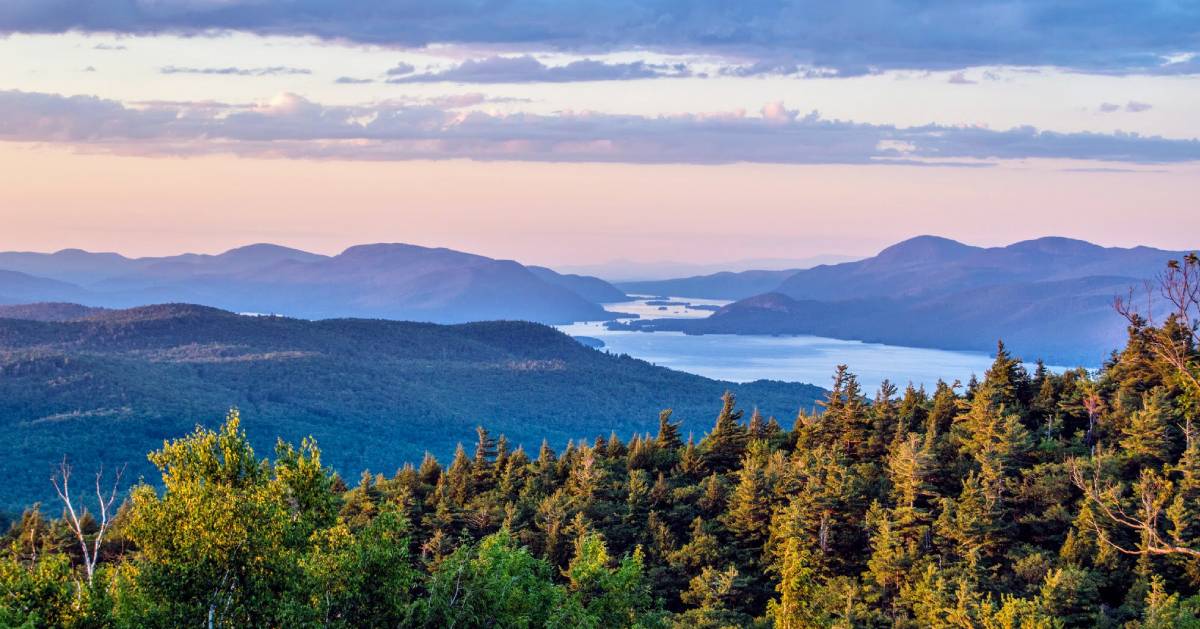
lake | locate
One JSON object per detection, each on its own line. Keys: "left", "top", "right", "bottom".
{"left": 558, "top": 296, "right": 1075, "bottom": 392}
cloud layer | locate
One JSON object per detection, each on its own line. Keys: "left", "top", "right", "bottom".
{"left": 160, "top": 65, "right": 312, "bottom": 76}
{"left": 388, "top": 56, "right": 689, "bottom": 83}
{"left": 1, "top": 90, "right": 1196, "bottom": 165}
{"left": 1, "top": 1, "right": 1197, "bottom": 76}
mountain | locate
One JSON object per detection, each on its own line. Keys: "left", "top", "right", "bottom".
{"left": 617, "top": 269, "right": 802, "bottom": 300}
{"left": 0, "top": 249, "right": 138, "bottom": 285}
{"left": 0, "top": 243, "right": 625, "bottom": 324}
{"left": 0, "top": 302, "right": 107, "bottom": 321}
{"left": 0, "top": 303, "right": 822, "bottom": 511}
{"left": 0, "top": 269, "right": 91, "bottom": 304}
{"left": 772, "top": 235, "right": 1173, "bottom": 301}
{"left": 555, "top": 254, "right": 861, "bottom": 282}
{"left": 527, "top": 266, "right": 629, "bottom": 303}
{"left": 613, "top": 236, "right": 1192, "bottom": 365}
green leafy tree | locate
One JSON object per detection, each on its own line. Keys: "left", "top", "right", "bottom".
{"left": 125, "top": 411, "right": 310, "bottom": 627}
{"left": 417, "top": 529, "right": 565, "bottom": 628}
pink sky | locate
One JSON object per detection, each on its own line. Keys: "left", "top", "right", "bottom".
{"left": 1, "top": 142, "right": 1195, "bottom": 265}
{"left": 0, "top": 25, "right": 1197, "bottom": 266}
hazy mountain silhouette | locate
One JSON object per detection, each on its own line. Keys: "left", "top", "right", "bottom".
{"left": 527, "top": 266, "right": 629, "bottom": 303}
{"left": 612, "top": 236, "right": 1192, "bottom": 365}
{"left": 617, "top": 269, "right": 803, "bottom": 300}
{"left": 0, "top": 243, "right": 625, "bottom": 324}
{"left": 0, "top": 269, "right": 93, "bottom": 304}
{"left": 556, "top": 254, "right": 859, "bottom": 282}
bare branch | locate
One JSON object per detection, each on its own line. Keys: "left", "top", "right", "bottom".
{"left": 1071, "top": 459, "right": 1200, "bottom": 560}
{"left": 50, "top": 456, "right": 126, "bottom": 584}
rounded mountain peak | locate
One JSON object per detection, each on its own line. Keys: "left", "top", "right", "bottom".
{"left": 1004, "top": 237, "right": 1102, "bottom": 256}
{"left": 874, "top": 235, "right": 977, "bottom": 264}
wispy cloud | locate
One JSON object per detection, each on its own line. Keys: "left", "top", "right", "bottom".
{"left": 388, "top": 56, "right": 689, "bottom": 83}
{"left": 160, "top": 66, "right": 312, "bottom": 77}
{"left": 718, "top": 60, "right": 840, "bottom": 79}
{"left": 2, "top": 2, "right": 1196, "bottom": 76}
{"left": 1099, "top": 101, "right": 1154, "bottom": 113}
{"left": 334, "top": 76, "right": 375, "bottom": 84}
{"left": 0, "top": 90, "right": 1196, "bottom": 165}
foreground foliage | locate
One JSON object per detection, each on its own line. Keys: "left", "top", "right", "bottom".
{"left": 4, "top": 257, "right": 1200, "bottom": 627}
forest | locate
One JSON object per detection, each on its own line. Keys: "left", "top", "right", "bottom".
{"left": 3, "top": 255, "right": 1200, "bottom": 628}
{"left": 0, "top": 305, "right": 819, "bottom": 512}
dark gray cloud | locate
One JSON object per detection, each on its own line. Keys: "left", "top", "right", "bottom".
{"left": 388, "top": 56, "right": 689, "bottom": 83}
{"left": 160, "top": 65, "right": 312, "bottom": 76}
{"left": 2, "top": 1, "right": 1196, "bottom": 76}
{"left": 0, "top": 90, "right": 1196, "bottom": 165}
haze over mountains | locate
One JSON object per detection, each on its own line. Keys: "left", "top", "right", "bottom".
{"left": 618, "top": 269, "right": 804, "bottom": 301}
{"left": 0, "top": 243, "right": 629, "bottom": 324}
{"left": 2, "top": 235, "right": 1191, "bottom": 367}
{"left": 0, "top": 302, "right": 820, "bottom": 511}
{"left": 558, "top": 254, "right": 860, "bottom": 283}
{"left": 613, "top": 236, "right": 1192, "bottom": 365}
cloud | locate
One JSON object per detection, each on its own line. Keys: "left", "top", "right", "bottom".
{"left": 159, "top": 65, "right": 312, "bottom": 76}
{"left": 3, "top": 1, "right": 1196, "bottom": 76}
{"left": 761, "top": 101, "right": 801, "bottom": 124}
{"left": 947, "top": 72, "right": 976, "bottom": 85}
{"left": 92, "top": 43, "right": 126, "bottom": 50}
{"left": 0, "top": 90, "right": 1196, "bottom": 166}
{"left": 389, "top": 56, "right": 688, "bottom": 83}
{"left": 1099, "top": 101, "right": 1154, "bottom": 113}
{"left": 385, "top": 62, "right": 415, "bottom": 76}
{"left": 717, "top": 58, "right": 843, "bottom": 78}
{"left": 335, "top": 76, "right": 375, "bottom": 84}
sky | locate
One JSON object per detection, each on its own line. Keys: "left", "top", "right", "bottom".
{"left": 0, "top": 1, "right": 1197, "bottom": 266}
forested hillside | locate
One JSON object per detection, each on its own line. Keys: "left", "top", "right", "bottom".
{"left": 0, "top": 304, "right": 820, "bottom": 512}
{"left": 3, "top": 255, "right": 1200, "bottom": 627}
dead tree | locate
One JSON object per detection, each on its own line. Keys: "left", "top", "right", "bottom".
{"left": 1072, "top": 459, "right": 1200, "bottom": 559}
{"left": 1115, "top": 252, "right": 1200, "bottom": 396}
{"left": 50, "top": 456, "right": 125, "bottom": 584}
{"left": 1070, "top": 254, "right": 1200, "bottom": 560}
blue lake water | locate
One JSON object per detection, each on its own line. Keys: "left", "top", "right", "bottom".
{"left": 557, "top": 296, "right": 1075, "bottom": 392}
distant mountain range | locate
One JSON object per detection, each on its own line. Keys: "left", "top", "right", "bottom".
{"left": 612, "top": 236, "right": 1193, "bottom": 365}
{"left": 556, "top": 254, "right": 860, "bottom": 283}
{"left": 0, "top": 303, "right": 821, "bottom": 512}
{"left": 0, "top": 243, "right": 629, "bottom": 324}
{"left": 618, "top": 269, "right": 803, "bottom": 300}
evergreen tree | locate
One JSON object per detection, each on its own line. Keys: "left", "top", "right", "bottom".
{"left": 655, "top": 409, "right": 682, "bottom": 451}
{"left": 1121, "top": 391, "right": 1173, "bottom": 465}
{"left": 701, "top": 392, "right": 747, "bottom": 473}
